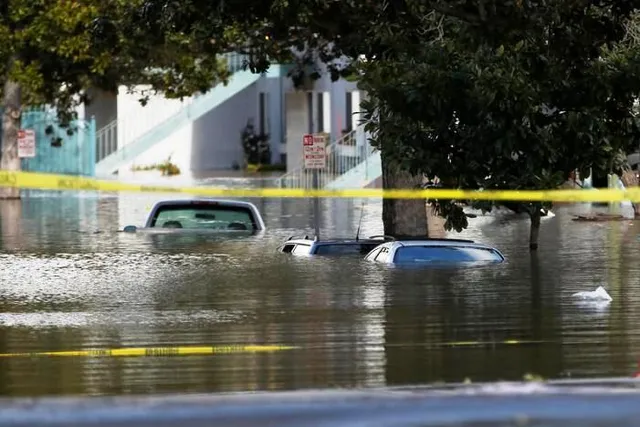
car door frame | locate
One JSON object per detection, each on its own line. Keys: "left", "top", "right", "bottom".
{"left": 365, "top": 246, "right": 384, "bottom": 261}
{"left": 374, "top": 247, "right": 391, "bottom": 263}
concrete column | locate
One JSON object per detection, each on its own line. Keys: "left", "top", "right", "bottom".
{"left": 351, "top": 90, "right": 361, "bottom": 132}
{"left": 266, "top": 78, "right": 284, "bottom": 164}
{"left": 322, "top": 92, "right": 331, "bottom": 135}
{"left": 285, "top": 92, "right": 309, "bottom": 171}
{"left": 330, "top": 81, "right": 347, "bottom": 142}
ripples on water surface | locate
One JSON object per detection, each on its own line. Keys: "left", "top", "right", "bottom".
{"left": 1, "top": 179, "right": 640, "bottom": 411}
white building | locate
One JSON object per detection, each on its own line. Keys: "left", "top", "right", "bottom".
{"left": 81, "top": 55, "right": 370, "bottom": 181}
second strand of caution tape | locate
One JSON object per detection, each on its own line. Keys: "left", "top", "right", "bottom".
{"left": 0, "top": 344, "right": 298, "bottom": 358}
{"left": 0, "top": 339, "right": 550, "bottom": 359}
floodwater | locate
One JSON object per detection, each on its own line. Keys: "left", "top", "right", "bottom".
{"left": 1, "top": 174, "right": 640, "bottom": 425}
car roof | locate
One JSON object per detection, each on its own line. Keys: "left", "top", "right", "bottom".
{"left": 283, "top": 239, "right": 382, "bottom": 245}
{"left": 283, "top": 236, "right": 393, "bottom": 245}
{"left": 150, "top": 199, "right": 259, "bottom": 209}
{"left": 283, "top": 239, "right": 313, "bottom": 245}
{"left": 380, "top": 239, "right": 497, "bottom": 250}
{"left": 282, "top": 236, "right": 479, "bottom": 245}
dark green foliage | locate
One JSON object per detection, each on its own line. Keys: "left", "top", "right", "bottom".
{"left": 0, "top": 0, "right": 235, "bottom": 126}
{"left": 354, "top": 1, "right": 640, "bottom": 235}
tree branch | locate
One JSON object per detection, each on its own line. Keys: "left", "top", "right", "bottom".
{"left": 430, "top": 5, "right": 481, "bottom": 24}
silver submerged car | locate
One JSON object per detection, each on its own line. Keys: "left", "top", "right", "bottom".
{"left": 364, "top": 238, "right": 505, "bottom": 265}
{"left": 277, "top": 235, "right": 395, "bottom": 256}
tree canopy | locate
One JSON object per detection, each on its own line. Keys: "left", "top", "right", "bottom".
{"left": 0, "top": 0, "right": 232, "bottom": 198}
{"left": 354, "top": 1, "right": 640, "bottom": 246}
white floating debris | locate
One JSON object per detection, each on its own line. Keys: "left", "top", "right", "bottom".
{"left": 571, "top": 286, "right": 612, "bottom": 302}
{"left": 541, "top": 210, "right": 556, "bottom": 219}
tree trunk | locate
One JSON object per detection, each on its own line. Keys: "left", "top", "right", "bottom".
{"left": 0, "top": 79, "right": 22, "bottom": 200}
{"left": 620, "top": 169, "right": 640, "bottom": 218}
{"left": 529, "top": 209, "right": 541, "bottom": 250}
{"left": 381, "top": 150, "right": 428, "bottom": 237}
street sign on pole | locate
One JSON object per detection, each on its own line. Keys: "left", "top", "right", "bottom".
{"left": 303, "top": 133, "right": 327, "bottom": 240}
{"left": 18, "top": 129, "right": 36, "bottom": 158}
{"left": 303, "top": 133, "right": 327, "bottom": 169}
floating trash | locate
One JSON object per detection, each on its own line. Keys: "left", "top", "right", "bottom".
{"left": 572, "top": 286, "right": 612, "bottom": 302}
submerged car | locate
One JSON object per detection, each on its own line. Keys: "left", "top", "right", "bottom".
{"left": 364, "top": 238, "right": 505, "bottom": 265}
{"left": 122, "top": 199, "right": 266, "bottom": 234}
{"left": 277, "top": 235, "right": 395, "bottom": 256}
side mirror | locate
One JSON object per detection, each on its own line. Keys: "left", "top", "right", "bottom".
{"left": 123, "top": 225, "right": 138, "bottom": 233}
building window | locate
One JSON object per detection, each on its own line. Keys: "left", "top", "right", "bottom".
{"left": 345, "top": 92, "right": 353, "bottom": 131}
{"left": 317, "top": 92, "right": 324, "bottom": 133}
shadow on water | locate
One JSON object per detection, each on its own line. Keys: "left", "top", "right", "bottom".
{"left": 0, "top": 184, "right": 640, "bottom": 402}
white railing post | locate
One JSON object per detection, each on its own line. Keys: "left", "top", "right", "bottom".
{"left": 276, "top": 124, "right": 379, "bottom": 190}
{"left": 94, "top": 52, "right": 250, "bottom": 170}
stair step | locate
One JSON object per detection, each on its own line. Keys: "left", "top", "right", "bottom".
{"left": 95, "top": 54, "right": 259, "bottom": 176}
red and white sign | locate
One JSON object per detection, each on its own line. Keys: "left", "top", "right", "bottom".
{"left": 18, "top": 129, "right": 36, "bottom": 158}
{"left": 303, "top": 133, "right": 327, "bottom": 169}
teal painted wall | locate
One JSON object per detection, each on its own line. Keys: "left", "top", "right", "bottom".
{"left": 19, "top": 109, "right": 96, "bottom": 177}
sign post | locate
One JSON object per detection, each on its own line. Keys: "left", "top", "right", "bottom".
{"left": 17, "top": 129, "right": 36, "bottom": 158}
{"left": 303, "top": 133, "right": 327, "bottom": 239}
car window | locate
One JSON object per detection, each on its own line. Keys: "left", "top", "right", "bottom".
{"left": 365, "top": 247, "right": 382, "bottom": 260}
{"left": 314, "top": 244, "right": 376, "bottom": 255}
{"left": 292, "top": 244, "right": 311, "bottom": 255}
{"left": 374, "top": 247, "right": 390, "bottom": 262}
{"left": 393, "top": 246, "right": 503, "bottom": 263}
{"left": 150, "top": 204, "right": 256, "bottom": 230}
{"left": 281, "top": 244, "right": 295, "bottom": 253}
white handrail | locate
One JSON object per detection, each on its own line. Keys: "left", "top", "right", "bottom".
{"left": 95, "top": 53, "right": 250, "bottom": 164}
{"left": 276, "top": 123, "right": 375, "bottom": 189}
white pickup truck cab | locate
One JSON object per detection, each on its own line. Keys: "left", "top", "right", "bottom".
{"left": 122, "top": 199, "right": 266, "bottom": 234}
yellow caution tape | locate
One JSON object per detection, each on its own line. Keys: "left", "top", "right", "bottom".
{"left": 0, "top": 339, "right": 544, "bottom": 358}
{"left": 0, "top": 344, "right": 298, "bottom": 358}
{"left": 1, "top": 170, "right": 640, "bottom": 202}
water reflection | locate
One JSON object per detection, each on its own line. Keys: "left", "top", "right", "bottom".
{"left": 0, "top": 186, "right": 639, "bottom": 397}
{"left": 0, "top": 200, "right": 22, "bottom": 251}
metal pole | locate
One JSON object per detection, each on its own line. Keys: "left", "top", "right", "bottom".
{"left": 313, "top": 169, "right": 320, "bottom": 239}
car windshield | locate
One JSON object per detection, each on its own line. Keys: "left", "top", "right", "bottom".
{"left": 393, "top": 245, "right": 503, "bottom": 263}
{"left": 149, "top": 204, "right": 255, "bottom": 230}
{"left": 314, "top": 243, "right": 378, "bottom": 255}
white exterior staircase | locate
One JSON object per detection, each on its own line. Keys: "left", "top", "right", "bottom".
{"left": 276, "top": 124, "right": 382, "bottom": 189}
{"left": 95, "top": 53, "right": 260, "bottom": 177}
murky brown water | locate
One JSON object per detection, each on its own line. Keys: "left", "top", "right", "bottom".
{"left": 1, "top": 180, "right": 640, "bottom": 398}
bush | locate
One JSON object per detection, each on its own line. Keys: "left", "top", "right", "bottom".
{"left": 240, "top": 120, "right": 271, "bottom": 166}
